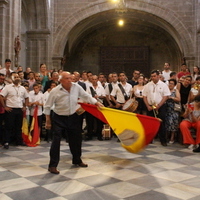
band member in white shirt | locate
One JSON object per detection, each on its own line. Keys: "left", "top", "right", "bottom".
{"left": 110, "top": 72, "right": 132, "bottom": 109}
{"left": 0, "top": 73, "right": 29, "bottom": 149}
{"left": 85, "top": 75, "right": 106, "bottom": 141}
{"left": 143, "top": 70, "right": 171, "bottom": 146}
{"left": 105, "top": 72, "right": 119, "bottom": 108}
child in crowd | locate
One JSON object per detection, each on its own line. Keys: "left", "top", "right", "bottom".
{"left": 28, "top": 83, "right": 44, "bottom": 138}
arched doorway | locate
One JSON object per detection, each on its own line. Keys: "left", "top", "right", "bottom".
{"left": 62, "top": 9, "right": 182, "bottom": 77}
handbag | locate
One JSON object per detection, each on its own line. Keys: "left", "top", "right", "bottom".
{"left": 174, "top": 103, "right": 182, "bottom": 112}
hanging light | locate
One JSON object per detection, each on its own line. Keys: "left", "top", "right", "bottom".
{"left": 118, "top": 19, "right": 124, "bottom": 26}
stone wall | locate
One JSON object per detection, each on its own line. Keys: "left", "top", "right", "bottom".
{"left": 0, "top": 0, "right": 199, "bottom": 74}
{"left": 0, "top": 0, "right": 21, "bottom": 69}
{"left": 51, "top": 0, "right": 197, "bottom": 74}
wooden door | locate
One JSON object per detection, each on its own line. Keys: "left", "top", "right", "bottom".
{"left": 100, "top": 46, "right": 150, "bottom": 78}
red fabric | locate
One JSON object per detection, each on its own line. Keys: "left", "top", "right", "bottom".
{"left": 79, "top": 103, "right": 108, "bottom": 124}
{"left": 0, "top": 106, "right": 5, "bottom": 114}
{"left": 27, "top": 106, "right": 40, "bottom": 147}
{"left": 80, "top": 103, "right": 160, "bottom": 147}
{"left": 177, "top": 71, "right": 190, "bottom": 79}
{"left": 136, "top": 114, "right": 161, "bottom": 145}
{"left": 180, "top": 120, "right": 200, "bottom": 145}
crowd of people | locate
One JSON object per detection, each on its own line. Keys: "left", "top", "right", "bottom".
{"left": 1, "top": 59, "right": 200, "bottom": 163}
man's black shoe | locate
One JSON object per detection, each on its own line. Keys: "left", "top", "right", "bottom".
{"left": 193, "top": 146, "right": 200, "bottom": 153}
{"left": 74, "top": 162, "right": 88, "bottom": 168}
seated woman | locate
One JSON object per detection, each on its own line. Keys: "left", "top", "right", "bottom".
{"left": 180, "top": 95, "right": 200, "bottom": 151}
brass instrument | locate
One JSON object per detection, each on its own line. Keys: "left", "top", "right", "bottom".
{"left": 152, "top": 103, "right": 158, "bottom": 117}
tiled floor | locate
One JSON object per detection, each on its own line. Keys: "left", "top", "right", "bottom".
{"left": 1, "top": 138, "right": 200, "bottom": 200}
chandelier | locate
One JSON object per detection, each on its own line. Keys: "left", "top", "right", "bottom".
{"left": 112, "top": 0, "right": 127, "bottom": 14}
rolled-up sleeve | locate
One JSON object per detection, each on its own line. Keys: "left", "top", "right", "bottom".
{"left": 79, "top": 86, "right": 97, "bottom": 104}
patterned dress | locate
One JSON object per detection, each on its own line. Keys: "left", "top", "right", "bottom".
{"left": 165, "top": 90, "right": 179, "bottom": 131}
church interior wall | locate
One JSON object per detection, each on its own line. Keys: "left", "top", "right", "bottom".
{"left": 0, "top": 0, "right": 199, "bottom": 75}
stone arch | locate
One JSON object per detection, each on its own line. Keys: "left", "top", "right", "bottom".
{"left": 53, "top": 1, "right": 193, "bottom": 58}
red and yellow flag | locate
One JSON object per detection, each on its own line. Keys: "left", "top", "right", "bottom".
{"left": 28, "top": 106, "right": 40, "bottom": 147}
{"left": 22, "top": 111, "right": 32, "bottom": 144}
{"left": 80, "top": 103, "right": 161, "bottom": 153}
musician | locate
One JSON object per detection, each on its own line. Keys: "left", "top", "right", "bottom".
{"left": 85, "top": 75, "right": 106, "bottom": 141}
{"left": 143, "top": 70, "right": 171, "bottom": 146}
{"left": 110, "top": 72, "right": 132, "bottom": 109}
{"left": 98, "top": 73, "right": 108, "bottom": 88}
{"left": 105, "top": 72, "right": 119, "bottom": 108}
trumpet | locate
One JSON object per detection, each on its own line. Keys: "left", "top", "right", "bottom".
{"left": 152, "top": 104, "right": 158, "bottom": 117}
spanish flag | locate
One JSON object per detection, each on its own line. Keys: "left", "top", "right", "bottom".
{"left": 27, "top": 106, "right": 40, "bottom": 147}
{"left": 22, "top": 111, "right": 32, "bottom": 144}
{"left": 79, "top": 103, "right": 161, "bottom": 153}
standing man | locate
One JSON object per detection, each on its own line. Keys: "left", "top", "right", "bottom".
{"left": 98, "top": 73, "right": 108, "bottom": 88}
{"left": 177, "top": 64, "right": 190, "bottom": 80}
{"left": 86, "top": 75, "right": 106, "bottom": 141}
{"left": 0, "top": 59, "right": 13, "bottom": 84}
{"left": 73, "top": 71, "right": 86, "bottom": 91}
{"left": 0, "top": 73, "right": 29, "bottom": 149}
{"left": 43, "top": 71, "right": 59, "bottom": 92}
{"left": 44, "top": 72, "right": 103, "bottom": 174}
{"left": 110, "top": 72, "right": 132, "bottom": 109}
{"left": 105, "top": 72, "right": 119, "bottom": 108}
{"left": 128, "top": 70, "right": 140, "bottom": 87}
{"left": 162, "top": 63, "right": 172, "bottom": 82}
{"left": 143, "top": 70, "right": 171, "bottom": 146}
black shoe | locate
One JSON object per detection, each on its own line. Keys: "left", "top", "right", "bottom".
{"left": 161, "top": 142, "right": 167, "bottom": 146}
{"left": 4, "top": 143, "right": 9, "bottom": 149}
{"left": 74, "top": 162, "right": 88, "bottom": 168}
{"left": 98, "top": 137, "right": 103, "bottom": 141}
{"left": 48, "top": 167, "right": 60, "bottom": 174}
{"left": 193, "top": 146, "right": 200, "bottom": 153}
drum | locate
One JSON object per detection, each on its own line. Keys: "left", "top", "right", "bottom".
{"left": 102, "top": 124, "right": 111, "bottom": 140}
{"left": 122, "top": 98, "right": 138, "bottom": 112}
{"left": 76, "top": 106, "right": 85, "bottom": 115}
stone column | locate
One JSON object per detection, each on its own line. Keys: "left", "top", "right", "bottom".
{"left": 26, "top": 29, "right": 51, "bottom": 72}
{"left": 52, "top": 56, "right": 63, "bottom": 71}
{"left": 0, "top": 0, "right": 8, "bottom": 65}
